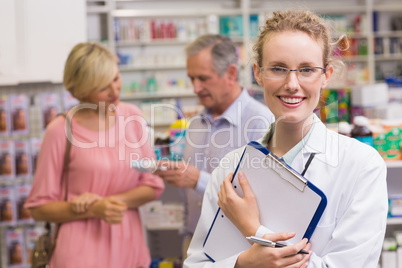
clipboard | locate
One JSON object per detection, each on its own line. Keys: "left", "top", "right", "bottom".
{"left": 203, "top": 141, "right": 327, "bottom": 262}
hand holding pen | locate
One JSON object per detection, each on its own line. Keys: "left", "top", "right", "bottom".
{"left": 246, "top": 236, "right": 309, "bottom": 254}
{"left": 235, "top": 232, "right": 311, "bottom": 268}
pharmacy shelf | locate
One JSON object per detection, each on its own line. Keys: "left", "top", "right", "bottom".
{"left": 86, "top": 6, "right": 109, "bottom": 14}
{"left": 116, "top": 39, "right": 189, "bottom": 47}
{"left": 373, "top": 2, "right": 402, "bottom": 12}
{"left": 250, "top": 4, "right": 366, "bottom": 15}
{"left": 373, "top": 31, "right": 402, "bottom": 38}
{"left": 120, "top": 90, "right": 195, "bottom": 100}
{"left": 387, "top": 218, "right": 402, "bottom": 225}
{"left": 375, "top": 55, "right": 402, "bottom": 62}
{"left": 386, "top": 161, "right": 402, "bottom": 169}
{"left": 111, "top": 8, "right": 242, "bottom": 18}
{"left": 0, "top": 76, "right": 62, "bottom": 87}
{"left": 343, "top": 32, "right": 370, "bottom": 39}
{"left": 151, "top": 122, "right": 173, "bottom": 128}
{"left": 119, "top": 64, "right": 186, "bottom": 71}
{"left": 339, "top": 55, "right": 369, "bottom": 63}
{"left": 115, "top": 37, "right": 243, "bottom": 48}
{"left": 146, "top": 224, "right": 182, "bottom": 231}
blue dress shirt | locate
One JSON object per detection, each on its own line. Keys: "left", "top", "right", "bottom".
{"left": 181, "top": 88, "right": 274, "bottom": 235}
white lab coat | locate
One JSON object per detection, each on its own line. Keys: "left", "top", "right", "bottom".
{"left": 184, "top": 114, "right": 388, "bottom": 268}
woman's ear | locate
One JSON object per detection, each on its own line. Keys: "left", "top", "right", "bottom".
{"left": 321, "top": 64, "right": 334, "bottom": 89}
{"left": 253, "top": 62, "right": 263, "bottom": 86}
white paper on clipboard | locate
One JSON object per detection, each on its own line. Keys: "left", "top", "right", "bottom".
{"left": 203, "top": 141, "right": 327, "bottom": 262}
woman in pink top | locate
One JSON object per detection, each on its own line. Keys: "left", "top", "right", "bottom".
{"left": 25, "top": 42, "right": 165, "bottom": 268}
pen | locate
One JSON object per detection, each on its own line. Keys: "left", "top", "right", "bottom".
{"left": 246, "top": 236, "right": 309, "bottom": 255}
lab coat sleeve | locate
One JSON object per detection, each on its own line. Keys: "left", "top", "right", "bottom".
{"left": 307, "top": 150, "right": 388, "bottom": 268}
{"left": 184, "top": 153, "right": 242, "bottom": 268}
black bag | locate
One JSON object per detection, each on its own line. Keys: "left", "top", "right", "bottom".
{"left": 31, "top": 223, "right": 53, "bottom": 268}
{"left": 31, "top": 114, "right": 72, "bottom": 268}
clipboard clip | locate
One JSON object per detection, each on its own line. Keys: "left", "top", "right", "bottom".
{"left": 264, "top": 153, "right": 307, "bottom": 192}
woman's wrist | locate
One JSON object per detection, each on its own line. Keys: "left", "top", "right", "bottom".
{"left": 235, "top": 251, "right": 249, "bottom": 268}
{"left": 241, "top": 221, "right": 261, "bottom": 238}
{"left": 86, "top": 199, "right": 101, "bottom": 218}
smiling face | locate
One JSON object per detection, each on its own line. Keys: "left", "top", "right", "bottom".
{"left": 254, "top": 30, "right": 333, "bottom": 126}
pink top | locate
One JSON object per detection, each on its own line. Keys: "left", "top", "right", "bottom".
{"left": 25, "top": 102, "right": 165, "bottom": 268}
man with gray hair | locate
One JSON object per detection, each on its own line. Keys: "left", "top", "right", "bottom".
{"left": 155, "top": 34, "right": 274, "bottom": 259}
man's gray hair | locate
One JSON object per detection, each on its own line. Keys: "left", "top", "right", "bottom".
{"left": 185, "top": 34, "right": 239, "bottom": 78}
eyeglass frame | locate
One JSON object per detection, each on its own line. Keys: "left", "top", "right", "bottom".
{"left": 259, "top": 66, "right": 327, "bottom": 81}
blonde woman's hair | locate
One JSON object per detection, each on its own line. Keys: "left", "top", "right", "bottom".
{"left": 253, "top": 10, "right": 342, "bottom": 70}
{"left": 63, "top": 42, "right": 118, "bottom": 101}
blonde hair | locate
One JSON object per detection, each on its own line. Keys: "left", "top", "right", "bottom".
{"left": 63, "top": 42, "right": 118, "bottom": 101}
{"left": 253, "top": 10, "right": 338, "bottom": 68}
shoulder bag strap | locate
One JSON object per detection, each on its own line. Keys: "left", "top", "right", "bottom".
{"left": 48, "top": 113, "right": 72, "bottom": 257}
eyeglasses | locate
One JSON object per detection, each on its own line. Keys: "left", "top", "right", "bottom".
{"left": 259, "top": 66, "right": 326, "bottom": 81}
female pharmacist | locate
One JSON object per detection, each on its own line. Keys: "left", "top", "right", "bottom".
{"left": 25, "top": 42, "right": 165, "bottom": 268}
{"left": 184, "top": 10, "right": 388, "bottom": 268}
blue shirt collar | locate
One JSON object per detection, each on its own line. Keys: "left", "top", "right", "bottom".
{"left": 200, "top": 88, "right": 252, "bottom": 126}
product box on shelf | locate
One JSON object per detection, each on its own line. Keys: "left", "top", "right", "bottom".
{"left": 372, "top": 121, "right": 402, "bottom": 161}
{"left": 351, "top": 83, "right": 389, "bottom": 107}
{"left": 373, "top": 132, "right": 388, "bottom": 159}
{"left": 9, "top": 94, "right": 29, "bottom": 136}
{"left": 382, "top": 237, "right": 398, "bottom": 268}
{"left": 0, "top": 95, "right": 11, "bottom": 137}
{"left": 0, "top": 186, "right": 16, "bottom": 225}
{"left": 15, "top": 184, "right": 33, "bottom": 224}
{"left": 14, "top": 140, "right": 31, "bottom": 178}
{"left": 0, "top": 140, "right": 15, "bottom": 180}
{"left": 219, "top": 15, "right": 243, "bottom": 38}
{"left": 29, "top": 138, "right": 42, "bottom": 176}
{"left": 389, "top": 195, "right": 402, "bottom": 218}
{"left": 40, "top": 92, "right": 61, "bottom": 130}
{"left": 5, "top": 228, "right": 26, "bottom": 268}
{"left": 319, "top": 88, "right": 351, "bottom": 123}
{"left": 385, "top": 128, "right": 402, "bottom": 161}
{"left": 140, "top": 200, "right": 184, "bottom": 230}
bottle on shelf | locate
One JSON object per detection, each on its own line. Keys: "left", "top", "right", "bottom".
{"left": 169, "top": 100, "right": 188, "bottom": 161}
{"left": 351, "top": 115, "right": 373, "bottom": 147}
{"left": 338, "top": 121, "right": 352, "bottom": 137}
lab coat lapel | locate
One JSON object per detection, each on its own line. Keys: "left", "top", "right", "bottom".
{"left": 292, "top": 114, "right": 340, "bottom": 175}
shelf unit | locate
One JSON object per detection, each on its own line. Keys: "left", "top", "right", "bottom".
{"left": 120, "top": 90, "right": 195, "bottom": 101}
{"left": 86, "top": 0, "right": 402, "bottom": 95}
{"left": 386, "top": 160, "right": 402, "bottom": 168}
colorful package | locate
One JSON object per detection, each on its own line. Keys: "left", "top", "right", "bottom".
{"left": 0, "top": 140, "right": 15, "bottom": 180}
{"left": 386, "top": 127, "right": 402, "bottom": 160}
{"left": 30, "top": 138, "right": 42, "bottom": 175}
{"left": 0, "top": 186, "right": 16, "bottom": 225}
{"left": 40, "top": 92, "right": 61, "bottom": 130}
{"left": 14, "top": 140, "right": 31, "bottom": 178}
{"left": 9, "top": 94, "right": 29, "bottom": 136}
{"left": 5, "top": 228, "right": 26, "bottom": 268}
{"left": 0, "top": 95, "right": 11, "bottom": 136}
{"left": 15, "top": 184, "right": 33, "bottom": 224}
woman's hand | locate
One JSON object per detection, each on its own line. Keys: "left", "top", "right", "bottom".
{"left": 236, "top": 232, "right": 311, "bottom": 268}
{"left": 90, "top": 196, "right": 127, "bottom": 224}
{"left": 71, "top": 192, "right": 102, "bottom": 214}
{"left": 217, "top": 171, "right": 261, "bottom": 237}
